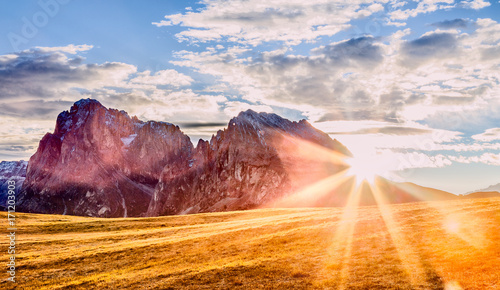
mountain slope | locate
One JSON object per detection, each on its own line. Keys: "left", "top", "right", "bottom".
{"left": 15, "top": 99, "right": 460, "bottom": 218}
{"left": 465, "top": 183, "right": 500, "bottom": 198}
{"left": 463, "top": 191, "right": 500, "bottom": 199}
{"left": 17, "top": 99, "right": 193, "bottom": 217}
{"left": 147, "top": 110, "right": 351, "bottom": 216}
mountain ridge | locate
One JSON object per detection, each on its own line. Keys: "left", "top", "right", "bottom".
{"left": 9, "top": 98, "right": 461, "bottom": 217}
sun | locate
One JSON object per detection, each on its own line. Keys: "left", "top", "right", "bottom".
{"left": 345, "top": 153, "right": 390, "bottom": 185}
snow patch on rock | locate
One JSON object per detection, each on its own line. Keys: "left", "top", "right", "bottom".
{"left": 121, "top": 134, "right": 137, "bottom": 147}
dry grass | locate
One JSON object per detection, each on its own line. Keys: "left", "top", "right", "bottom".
{"left": 1, "top": 197, "right": 499, "bottom": 289}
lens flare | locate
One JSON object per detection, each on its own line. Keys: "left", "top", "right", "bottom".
{"left": 345, "top": 153, "right": 392, "bottom": 185}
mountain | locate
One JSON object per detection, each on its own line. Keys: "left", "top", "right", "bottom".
{"left": 373, "top": 179, "right": 457, "bottom": 204}
{"left": 0, "top": 160, "right": 28, "bottom": 211}
{"left": 465, "top": 183, "right": 500, "bottom": 198}
{"left": 146, "top": 110, "right": 351, "bottom": 216}
{"left": 463, "top": 191, "right": 500, "bottom": 199}
{"left": 17, "top": 99, "right": 193, "bottom": 217}
{"left": 14, "top": 98, "right": 460, "bottom": 218}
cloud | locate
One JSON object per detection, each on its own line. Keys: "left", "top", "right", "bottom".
{"left": 401, "top": 32, "right": 458, "bottom": 62}
{"left": 449, "top": 153, "right": 500, "bottom": 166}
{"left": 389, "top": 0, "right": 455, "bottom": 21}
{"left": 430, "top": 18, "right": 473, "bottom": 29}
{"left": 432, "top": 95, "right": 476, "bottom": 105}
{"left": 170, "top": 17, "right": 500, "bottom": 129}
{"left": 26, "top": 44, "right": 94, "bottom": 54}
{"left": 472, "top": 128, "right": 500, "bottom": 141}
{"left": 460, "top": 0, "right": 491, "bottom": 9}
{"left": 153, "top": 0, "right": 387, "bottom": 45}
{"left": 0, "top": 48, "right": 137, "bottom": 103}
{"left": 177, "top": 122, "right": 228, "bottom": 129}
{"left": 172, "top": 36, "right": 390, "bottom": 122}
{"left": 314, "top": 36, "right": 384, "bottom": 67}
{"left": 0, "top": 45, "right": 236, "bottom": 160}
{"left": 329, "top": 126, "right": 432, "bottom": 135}
{"left": 223, "top": 101, "right": 273, "bottom": 117}
{"left": 395, "top": 152, "right": 452, "bottom": 170}
{"left": 0, "top": 100, "right": 74, "bottom": 119}
{"left": 130, "top": 69, "right": 193, "bottom": 87}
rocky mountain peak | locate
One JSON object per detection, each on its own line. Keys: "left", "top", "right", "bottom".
{"left": 16, "top": 98, "right": 355, "bottom": 218}
{"left": 147, "top": 108, "right": 352, "bottom": 216}
{"left": 70, "top": 98, "right": 105, "bottom": 112}
{"left": 231, "top": 109, "right": 290, "bottom": 130}
{"left": 17, "top": 99, "right": 193, "bottom": 217}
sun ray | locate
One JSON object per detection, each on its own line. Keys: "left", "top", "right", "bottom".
{"left": 322, "top": 179, "right": 361, "bottom": 289}
{"left": 272, "top": 170, "right": 352, "bottom": 208}
{"left": 369, "top": 182, "right": 427, "bottom": 288}
{"left": 391, "top": 182, "right": 488, "bottom": 249}
{"left": 345, "top": 152, "right": 393, "bottom": 185}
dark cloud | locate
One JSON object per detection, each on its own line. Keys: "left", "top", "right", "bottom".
{"left": 401, "top": 33, "right": 458, "bottom": 66}
{"left": 223, "top": 8, "right": 304, "bottom": 23}
{"left": 430, "top": 19, "right": 472, "bottom": 29}
{"left": 329, "top": 126, "right": 431, "bottom": 136}
{"left": 249, "top": 36, "right": 383, "bottom": 77}
{"left": 433, "top": 95, "right": 476, "bottom": 105}
{"left": 178, "top": 122, "right": 227, "bottom": 129}
{"left": 0, "top": 50, "right": 134, "bottom": 103}
{"left": 406, "top": 94, "right": 427, "bottom": 105}
{"left": 481, "top": 46, "right": 500, "bottom": 61}
{"left": 2, "top": 145, "right": 36, "bottom": 152}
{"left": 315, "top": 36, "right": 384, "bottom": 68}
{"left": 0, "top": 100, "right": 74, "bottom": 119}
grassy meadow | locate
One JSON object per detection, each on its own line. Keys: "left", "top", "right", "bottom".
{"left": 1, "top": 197, "right": 500, "bottom": 289}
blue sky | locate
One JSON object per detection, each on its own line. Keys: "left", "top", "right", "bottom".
{"left": 1, "top": 0, "right": 500, "bottom": 194}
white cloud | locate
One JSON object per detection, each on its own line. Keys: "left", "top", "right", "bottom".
{"left": 449, "top": 153, "right": 500, "bottom": 166}
{"left": 27, "top": 44, "right": 94, "bottom": 54}
{"left": 0, "top": 46, "right": 236, "bottom": 159}
{"left": 153, "top": 0, "right": 387, "bottom": 45}
{"left": 461, "top": 0, "right": 491, "bottom": 9}
{"left": 169, "top": 20, "right": 500, "bottom": 130}
{"left": 389, "top": 1, "right": 454, "bottom": 21}
{"left": 472, "top": 128, "right": 500, "bottom": 142}
{"left": 130, "top": 69, "right": 193, "bottom": 87}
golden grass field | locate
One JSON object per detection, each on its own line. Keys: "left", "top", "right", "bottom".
{"left": 1, "top": 197, "right": 500, "bottom": 289}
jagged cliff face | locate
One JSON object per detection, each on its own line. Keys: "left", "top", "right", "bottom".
{"left": 147, "top": 110, "right": 352, "bottom": 216}
{"left": 17, "top": 99, "right": 193, "bottom": 217}
{"left": 15, "top": 99, "right": 353, "bottom": 217}
{"left": 0, "top": 160, "right": 28, "bottom": 210}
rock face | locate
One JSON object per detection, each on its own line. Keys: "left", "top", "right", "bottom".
{"left": 0, "top": 160, "right": 28, "bottom": 211}
{"left": 17, "top": 99, "right": 193, "bottom": 217}
{"left": 147, "top": 110, "right": 351, "bottom": 216}
{"left": 16, "top": 99, "right": 352, "bottom": 217}
{"left": 12, "top": 99, "right": 459, "bottom": 218}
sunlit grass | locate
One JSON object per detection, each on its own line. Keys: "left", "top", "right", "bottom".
{"left": 1, "top": 197, "right": 499, "bottom": 289}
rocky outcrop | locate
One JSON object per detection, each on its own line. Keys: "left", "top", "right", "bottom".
{"left": 17, "top": 99, "right": 193, "bottom": 217}
{"left": 147, "top": 110, "right": 352, "bottom": 216}
{"left": 12, "top": 99, "right": 459, "bottom": 218}
{"left": 0, "top": 160, "right": 28, "bottom": 211}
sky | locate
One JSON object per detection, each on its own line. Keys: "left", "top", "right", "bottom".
{"left": 1, "top": 0, "right": 500, "bottom": 194}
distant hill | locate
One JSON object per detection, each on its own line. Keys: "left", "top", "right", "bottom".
{"left": 462, "top": 191, "right": 500, "bottom": 199}
{"left": 464, "top": 183, "right": 500, "bottom": 199}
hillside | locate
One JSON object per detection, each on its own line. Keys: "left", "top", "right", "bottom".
{"left": 463, "top": 191, "right": 500, "bottom": 199}
{"left": 1, "top": 197, "right": 499, "bottom": 289}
